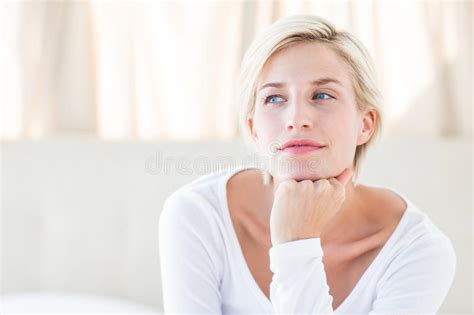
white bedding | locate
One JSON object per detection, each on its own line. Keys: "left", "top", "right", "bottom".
{"left": 1, "top": 292, "right": 162, "bottom": 314}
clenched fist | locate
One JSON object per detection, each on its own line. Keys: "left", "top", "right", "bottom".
{"left": 270, "top": 168, "right": 353, "bottom": 246}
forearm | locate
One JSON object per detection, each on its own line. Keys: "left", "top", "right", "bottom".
{"left": 269, "top": 237, "right": 334, "bottom": 314}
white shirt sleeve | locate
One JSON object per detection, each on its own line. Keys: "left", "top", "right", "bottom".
{"left": 159, "top": 192, "right": 223, "bottom": 314}
{"left": 269, "top": 238, "right": 334, "bottom": 314}
{"left": 269, "top": 235, "right": 456, "bottom": 315}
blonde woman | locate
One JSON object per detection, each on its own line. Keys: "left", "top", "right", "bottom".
{"left": 159, "top": 15, "right": 456, "bottom": 314}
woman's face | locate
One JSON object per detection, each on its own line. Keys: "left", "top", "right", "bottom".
{"left": 248, "top": 41, "right": 375, "bottom": 182}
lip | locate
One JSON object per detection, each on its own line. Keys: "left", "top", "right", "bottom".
{"left": 280, "top": 139, "right": 325, "bottom": 149}
{"left": 279, "top": 139, "right": 325, "bottom": 154}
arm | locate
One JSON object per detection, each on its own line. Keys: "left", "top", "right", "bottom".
{"left": 159, "top": 192, "right": 223, "bottom": 314}
{"left": 269, "top": 238, "right": 334, "bottom": 314}
{"left": 268, "top": 235, "right": 456, "bottom": 315}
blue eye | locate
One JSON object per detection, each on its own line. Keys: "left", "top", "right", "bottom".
{"left": 314, "top": 92, "right": 333, "bottom": 100}
{"left": 265, "top": 95, "right": 286, "bottom": 104}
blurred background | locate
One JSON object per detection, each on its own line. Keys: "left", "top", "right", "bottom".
{"left": 1, "top": 0, "right": 472, "bottom": 314}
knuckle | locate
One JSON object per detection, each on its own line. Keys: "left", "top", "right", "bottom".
{"left": 315, "top": 179, "right": 330, "bottom": 191}
{"left": 330, "top": 179, "right": 342, "bottom": 189}
{"left": 300, "top": 180, "right": 313, "bottom": 190}
{"left": 279, "top": 179, "right": 296, "bottom": 191}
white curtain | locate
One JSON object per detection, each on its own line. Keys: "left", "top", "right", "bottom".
{"left": 1, "top": 0, "right": 472, "bottom": 140}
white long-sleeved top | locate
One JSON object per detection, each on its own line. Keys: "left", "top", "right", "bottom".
{"left": 159, "top": 166, "right": 456, "bottom": 314}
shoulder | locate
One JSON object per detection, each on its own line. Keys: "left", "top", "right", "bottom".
{"left": 362, "top": 184, "right": 456, "bottom": 267}
{"left": 386, "top": 188, "right": 455, "bottom": 251}
{"left": 159, "top": 167, "right": 242, "bottom": 231}
{"left": 159, "top": 169, "right": 238, "bottom": 260}
{"left": 373, "top": 187, "right": 457, "bottom": 289}
{"left": 378, "top": 221, "right": 457, "bottom": 299}
{"left": 373, "top": 228, "right": 456, "bottom": 313}
{"left": 162, "top": 168, "right": 232, "bottom": 212}
{"left": 226, "top": 168, "right": 264, "bottom": 208}
{"left": 372, "top": 192, "right": 457, "bottom": 311}
{"left": 398, "top": 203, "right": 457, "bottom": 270}
{"left": 357, "top": 185, "right": 407, "bottom": 234}
{"left": 158, "top": 172, "right": 235, "bottom": 288}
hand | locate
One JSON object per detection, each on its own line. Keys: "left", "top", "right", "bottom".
{"left": 270, "top": 168, "right": 353, "bottom": 246}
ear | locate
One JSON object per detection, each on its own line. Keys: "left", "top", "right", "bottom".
{"left": 247, "top": 117, "right": 258, "bottom": 141}
{"left": 356, "top": 109, "right": 376, "bottom": 145}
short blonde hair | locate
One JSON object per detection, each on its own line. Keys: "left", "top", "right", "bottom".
{"left": 238, "top": 14, "right": 383, "bottom": 183}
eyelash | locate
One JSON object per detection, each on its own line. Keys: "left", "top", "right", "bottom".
{"left": 263, "top": 92, "right": 335, "bottom": 104}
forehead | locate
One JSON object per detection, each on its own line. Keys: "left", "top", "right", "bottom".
{"left": 257, "top": 41, "right": 353, "bottom": 88}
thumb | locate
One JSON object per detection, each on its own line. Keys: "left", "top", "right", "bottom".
{"left": 335, "top": 168, "right": 353, "bottom": 186}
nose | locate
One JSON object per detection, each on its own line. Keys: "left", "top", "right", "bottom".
{"left": 285, "top": 101, "right": 313, "bottom": 131}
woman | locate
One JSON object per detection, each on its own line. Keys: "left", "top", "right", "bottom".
{"left": 159, "top": 15, "right": 456, "bottom": 314}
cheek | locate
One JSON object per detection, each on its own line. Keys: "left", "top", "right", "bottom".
{"left": 253, "top": 111, "right": 281, "bottom": 140}
{"left": 334, "top": 107, "right": 359, "bottom": 136}
{"left": 327, "top": 111, "right": 359, "bottom": 154}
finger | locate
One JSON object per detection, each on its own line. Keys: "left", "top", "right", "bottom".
{"left": 275, "top": 178, "right": 297, "bottom": 194}
{"left": 334, "top": 168, "right": 353, "bottom": 186}
{"left": 314, "top": 178, "right": 330, "bottom": 192}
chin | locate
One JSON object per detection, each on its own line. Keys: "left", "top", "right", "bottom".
{"left": 273, "top": 169, "right": 328, "bottom": 182}
{"left": 267, "top": 155, "right": 334, "bottom": 181}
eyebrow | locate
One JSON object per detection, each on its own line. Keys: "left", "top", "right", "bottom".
{"left": 257, "top": 77, "right": 344, "bottom": 92}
